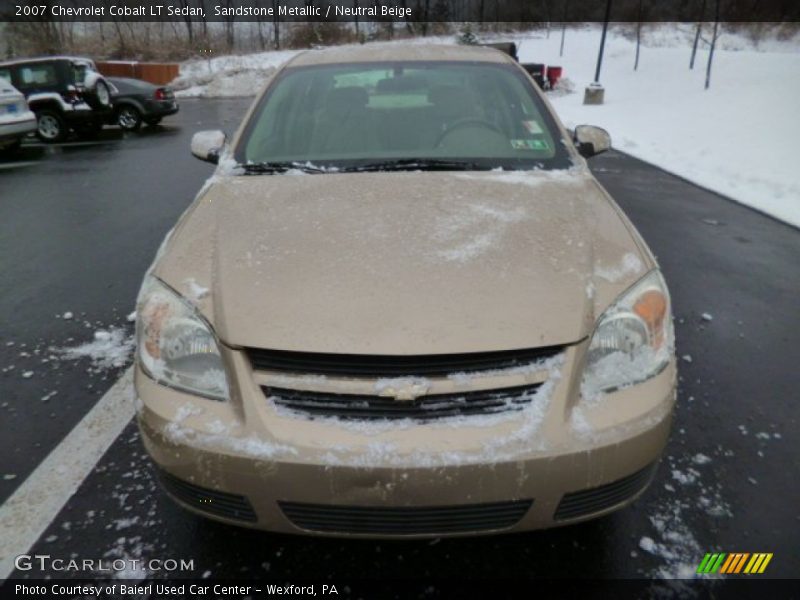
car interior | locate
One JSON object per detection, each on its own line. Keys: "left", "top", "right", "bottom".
{"left": 244, "top": 63, "right": 560, "bottom": 163}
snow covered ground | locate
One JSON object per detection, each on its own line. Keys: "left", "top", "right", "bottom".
{"left": 518, "top": 25, "right": 800, "bottom": 229}
{"left": 171, "top": 24, "right": 800, "bottom": 228}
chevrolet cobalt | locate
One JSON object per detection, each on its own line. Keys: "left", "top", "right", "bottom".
{"left": 134, "top": 44, "right": 676, "bottom": 536}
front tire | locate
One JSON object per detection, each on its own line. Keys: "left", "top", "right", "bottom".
{"left": 36, "top": 110, "right": 67, "bottom": 143}
{"left": 117, "top": 106, "right": 142, "bottom": 131}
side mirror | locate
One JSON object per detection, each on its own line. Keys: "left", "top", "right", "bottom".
{"left": 573, "top": 125, "right": 611, "bottom": 158}
{"left": 191, "top": 130, "right": 226, "bottom": 164}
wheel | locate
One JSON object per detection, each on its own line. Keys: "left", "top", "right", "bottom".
{"left": 144, "top": 116, "right": 162, "bottom": 127}
{"left": 117, "top": 105, "right": 142, "bottom": 131}
{"left": 84, "top": 79, "right": 112, "bottom": 110}
{"left": 36, "top": 110, "right": 67, "bottom": 143}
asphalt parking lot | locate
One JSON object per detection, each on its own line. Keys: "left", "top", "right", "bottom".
{"left": 1, "top": 99, "right": 798, "bottom": 587}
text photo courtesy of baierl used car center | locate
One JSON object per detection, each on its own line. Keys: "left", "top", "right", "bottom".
{"left": 0, "top": 0, "right": 798, "bottom": 597}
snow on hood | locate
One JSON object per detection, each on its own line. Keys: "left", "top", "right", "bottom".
{"left": 153, "top": 169, "right": 652, "bottom": 354}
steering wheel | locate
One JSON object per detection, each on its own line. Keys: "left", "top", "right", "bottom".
{"left": 435, "top": 118, "right": 504, "bottom": 148}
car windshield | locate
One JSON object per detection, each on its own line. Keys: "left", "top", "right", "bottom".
{"left": 235, "top": 61, "right": 573, "bottom": 172}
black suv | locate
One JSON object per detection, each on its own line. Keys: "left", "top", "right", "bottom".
{"left": 0, "top": 56, "right": 113, "bottom": 142}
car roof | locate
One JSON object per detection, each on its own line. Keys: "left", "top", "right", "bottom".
{"left": 108, "top": 76, "right": 155, "bottom": 88}
{"left": 287, "top": 43, "right": 514, "bottom": 68}
{"left": 0, "top": 56, "right": 96, "bottom": 68}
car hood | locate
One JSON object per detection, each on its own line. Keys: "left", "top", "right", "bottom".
{"left": 155, "top": 169, "right": 652, "bottom": 354}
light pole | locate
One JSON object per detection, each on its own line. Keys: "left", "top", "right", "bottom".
{"left": 584, "top": 0, "right": 612, "bottom": 104}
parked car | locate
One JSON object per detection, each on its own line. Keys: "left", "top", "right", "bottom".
{"left": 0, "top": 56, "right": 113, "bottom": 142}
{"left": 107, "top": 76, "right": 179, "bottom": 131}
{"left": 0, "top": 78, "right": 37, "bottom": 152}
{"left": 135, "top": 44, "right": 676, "bottom": 537}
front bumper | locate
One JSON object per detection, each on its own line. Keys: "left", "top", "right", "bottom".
{"left": 135, "top": 344, "right": 676, "bottom": 538}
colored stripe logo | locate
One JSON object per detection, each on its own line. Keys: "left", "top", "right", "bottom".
{"left": 697, "top": 552, "right": 773, "bottom": 574}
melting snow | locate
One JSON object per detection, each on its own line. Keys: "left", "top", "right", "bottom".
{"left": 279, "top": 353, "right": 565, "bottom": 468}
{"left": 594, "top": 252, "right": 643, "bottom": 282}
{"left": 55, "top": 327, "right": 134, "bottom": 373}
{"left": 374, "top": 377, "right": 431, "bottom": 398}
{"left": 433, "top": 201, "right": 530, "bottom": 264}
{"left": 183, "top": 278, "right": 210, "bottom": 302}
{"left": 581, "top": 344, "right": 669, "bottom": 399}
{"left": 671, "top": 468, "right": 700, "bottom": 485}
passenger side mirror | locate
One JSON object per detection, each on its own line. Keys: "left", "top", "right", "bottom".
{"left": 573, "top": 125, "right": 611, "bottom": 158}
{"left": 191, "top": 130, "right": 226, "bottom": 164}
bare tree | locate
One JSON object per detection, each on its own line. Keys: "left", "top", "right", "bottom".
{"left": 175, "top": 0, "right": 194, "bottom": 45}
{"left": 272, "top": 0, "right": 281, "bottom": 49}
{"left": 705, "top": 0, "right": 720, "bottom": 89}
{"left": 690, "top": 0, "right": 707, "bottom": 69}
{"left": 634, "top": 0, "right": 643, "bottom": 70}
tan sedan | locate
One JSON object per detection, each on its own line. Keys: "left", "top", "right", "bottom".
{"left": 134, "top": 44, "right": 676, "bottom": 537}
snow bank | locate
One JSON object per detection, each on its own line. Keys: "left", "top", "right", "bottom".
{"left": 516, "top": 24, "right": 800, "bottom": 228}
{"left": 171, "top": 49, "right": 299, "bottom": 97}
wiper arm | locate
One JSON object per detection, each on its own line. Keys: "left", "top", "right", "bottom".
{"left": 242, "top": 161, "right": 328, "bottom": 174}
{"left": 342, "top": 159, "right": 488, "bottom": 173}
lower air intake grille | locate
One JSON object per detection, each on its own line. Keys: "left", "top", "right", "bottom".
{"left": 246, "top": 346, "right": 565, "bottom": 377}
{"left": 554, "top": 463, "right": 657, "bottom": 521}
{"left": 158, "top": 470, "right": 257, "bottom": 522}
{"left": 264, "top": 383, "right": 542, "bottom": 420}
{"left": 279, "top": 499, "right": 533, "bottom": 535}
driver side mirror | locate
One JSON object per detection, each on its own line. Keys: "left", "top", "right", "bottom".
{"left": 191, "top": 130, "right": 226, "bottom": 164}
{"left": 573, "top": 125, "right": 611, "bottom": 158}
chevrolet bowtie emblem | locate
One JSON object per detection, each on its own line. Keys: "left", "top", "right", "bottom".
{"left": 376, "top": 379, "right": 431, "bottom": 402}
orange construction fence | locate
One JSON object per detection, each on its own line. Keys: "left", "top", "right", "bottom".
{"left": 95, "top": 61, "right": 179, "bottom": 86}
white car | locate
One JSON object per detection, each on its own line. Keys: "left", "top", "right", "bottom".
{"left": 0, "top": 78, "right": 36, "bottom": 152}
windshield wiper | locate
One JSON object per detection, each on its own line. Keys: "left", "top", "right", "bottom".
{"left": 241, "top": 161, "right": 329, "bottom": 175}
{"left": 341, "top": 159, "right": 489, "bottom": 173}
{"left": 241, "top": 159, "right": 490, "bottom": 174}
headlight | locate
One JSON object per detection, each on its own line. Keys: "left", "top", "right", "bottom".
{"left": 136, "top": 277, "right": 229, "bottom": 401}
{"left": 582, "top": 270, "right": 674, "bottom": 395}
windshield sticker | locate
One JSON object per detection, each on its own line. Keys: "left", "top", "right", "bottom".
{"left": 522, "top": 120, "right": 544, "bottom": 134}
{"left": 511, "top": 138, "right": 550, "bottom": 151}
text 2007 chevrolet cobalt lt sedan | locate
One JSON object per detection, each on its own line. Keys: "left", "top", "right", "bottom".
{"left": 134, "top": 44, "right": 676, "bottom": 537}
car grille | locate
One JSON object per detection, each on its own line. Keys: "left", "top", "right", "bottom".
{"left": 158, "top": 470, "right": 257, "bottom": 522}
{"left": 279, "top": 499, "right": 533, "bottom": 535}
{"left": 554, "top": 463, "right": 657, "bottom": 521}
{"left": 246, "top": 346, "right": 565, "bottom": 378}
{"left": 263, "top": 383, "right": 543, "bottom": 420}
